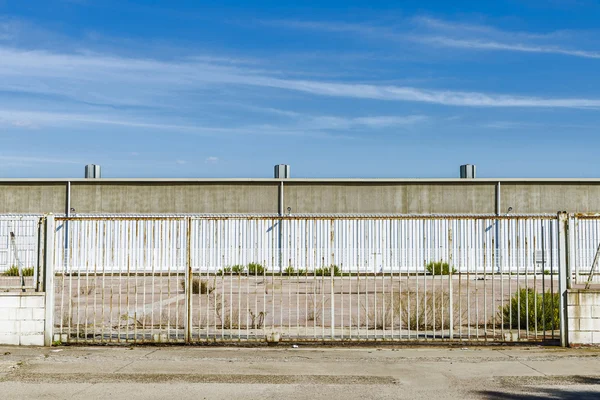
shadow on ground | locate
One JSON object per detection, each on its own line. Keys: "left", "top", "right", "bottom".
{"left": 480, "top": 376, "right": 600, "bottom": 400}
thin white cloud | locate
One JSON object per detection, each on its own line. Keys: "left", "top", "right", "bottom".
{"left": 309, "top": 115, "right": 428, "bottom": 130}
{"left": 419, "top": 36, "right": 600, "bottom": 59}
{"left": 0, "top": 109, "right": 422, "bottom": 139}
{"left": 412, "top": 16, "right": 567, "bottom": 40}
{"left": 252, "top": 77, "right": 600, "bottom": 108}
{"left": 270, "top": 16, "right": 600, "bottom": 60}
{"left": 1, "top": 46, "right": 600, "bottom": 109}
{"left": 352, "top": 115, "right": 428, "bottom": 128}
{"left": 205, "top": 156, "right": 219, "bottom": 164}
{"left": 481, "top": 120, "right": 597, "bottom": 130}
{"left": 9, "top": 120, "right": 37, "bottom": 128}
{"left": 0, "top": 155, "right": 80, "bottom": 165}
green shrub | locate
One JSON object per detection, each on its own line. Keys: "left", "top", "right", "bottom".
{"left": 217, "top": 267, "right": 231, "bottom": 275}
{"left": 314, "top": 265, "right": 341, "bottom": 276}
{"left": 181, "top": 278, "right": 213, "bottom": 294}
{"left": 3, "top": 265, "right": 34, "bottom": 276}
{"left": 498, "top": 288, "right": 559, "bottom": 331}
{"left": 426, "top": 261, "right": 456, "bottom": 275}
{"left": 247, "top": 262, "right": 264, "bottom": 275}
{"left": 283, "top": 266, "right": 296, "bottom": 275}
{"left": 218, "top": 265, "right": 246, "bottom": 275}
{"left": 231, "top": 265, "right": 246, "bottom": 274}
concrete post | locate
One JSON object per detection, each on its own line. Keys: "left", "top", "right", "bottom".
{"left": 44, "top": 215, "right": 55, "bottom": 346}
{"left": 557, "top": 212, "right": 569, "bottom": 347}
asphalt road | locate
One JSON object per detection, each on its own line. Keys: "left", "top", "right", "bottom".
{"left": 1, "top": 345, "right": 599, "bottom": 399}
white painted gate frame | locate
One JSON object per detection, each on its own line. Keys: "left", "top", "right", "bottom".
{"left": 40, "top": 213, "right": 576, "bottom": 345}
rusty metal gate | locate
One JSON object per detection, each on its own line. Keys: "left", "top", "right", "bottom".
{"left": 50, "top": 214, "right": 563, "bottom": 344}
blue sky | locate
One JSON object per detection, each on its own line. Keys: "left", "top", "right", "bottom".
{"left": 1, "top": 0, "right": 600, "bottom": 178}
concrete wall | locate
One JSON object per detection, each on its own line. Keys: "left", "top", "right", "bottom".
{"left": 567, "top": 289, "right": 600, "bottom": 346}
{"left": 70, "top": 183, "right": 279, "bottom": 214}
{"left": 500, "top": 183, "right": 600, "bottom": 214}
{"left": 0, "top": 293, "right": 45, "bottom": 346}
{"left": 284, "top": 182, "right": 495, "bottom": 214}
{"left": 2, "top": 179, "right": 600, "bottom": 215}
{"left": 0, "top": 184, "right": 65, "bottom": 214}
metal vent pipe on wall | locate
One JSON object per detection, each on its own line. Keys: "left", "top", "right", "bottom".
{"left": 460, "top": 164, "right": 476, "bottom": 179}
{"left": 84, "top": 164, "right": 101, "bottom": 179}
{"left": 274, "top": 164, "right": 290, "bottom": 179}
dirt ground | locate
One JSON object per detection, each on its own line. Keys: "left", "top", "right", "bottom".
{"left": 53, "top": 274, "right": 560, "bottom": 344}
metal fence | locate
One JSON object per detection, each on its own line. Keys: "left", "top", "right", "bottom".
{"left": 571, "top": 214, "right": 600, "bottom": 287}
{"left": 52, "top": 215, "right": 562, "bottom": 344}
{"left": 0, "top": 215, "right": 42, "bottom": 291}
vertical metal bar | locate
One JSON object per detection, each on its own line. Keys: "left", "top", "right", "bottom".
{"left": 542, "top": 224, "right": 546, "bottom": 341}
{"left": 476, "top": 220, "right": 481, "bottom": 340}
{"left": 279, "top": 181, "right": 284, "bottom": 274}
{"left": 36, "top": 218, "right": 44, "bottom": 292}
{"left": 550, "top": 220, "right": 556, "bottom": 340}
{"left": 44, "top": 216, "right": 56, "bottom": 346}
{"left": 330, "top": 219, "right": 335, "bottom": 340}
{"left": 185, "top": 218, "right": 192, "bottom": 343}
{"left": 448, "top": 224, "right": 454, "bottom": 340}
{"left": 558, "top": 212, "right": 569, "bottom": 347}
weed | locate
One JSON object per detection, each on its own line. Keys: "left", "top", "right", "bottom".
{"left": 314, "top": 265, "right": 341, "bottom": 276}
{"left": 232, "top": 265, "right": 246, "bottom": 274}
{"left": 222, "top": 308, "right": 241, "bottom": 329}
{"left": 181, "top": 278, "right": 213, "bottom": 294}
{"left": 355, "top": 289, "right": 458, "bottom": 330}
{"left": 248, "top": 262, "right": 264, "bottom": 275}
{"left": 283, "top": 266, "right": 296, "bottom": 275}
{"left": 306, "top": 291, "right": 328, "bottom": 323}
{"left": 74, "top": 284, "right": 95, "bottom": 297}
{"left": 3, "top": 265, "right": 34, "bottom": 276}
{"left": 426, "top": 261, "right": 456, "bottom": 276}
{"left": 399, "top": 290, "right": 455, "bottom": 330}
{"left": 248, "top": 309, "right": 267, "bottom": 329}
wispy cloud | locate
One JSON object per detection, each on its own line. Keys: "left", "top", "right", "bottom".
{"left": 253, "top": 77, "right": 600, "bottom": 108}
{"left": 417, "top": 36, "right": 600, "bottom": 59}
{"left": 1, "top": 46, "right": 599, "bottom": 109}
{"left": 481, "top": 120, "right": 597, "bottom": 130}
{"left": 0, "top": 155, "right": 80, "bottom": 165}
{"left": 0, "top": 108, "right": 425, "bottom": 139}
{"left": 269, "top": 16, "right": 600, "bottom": 60}
{"left": 205, "top": 156, "right": 219, "bottom": 164}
